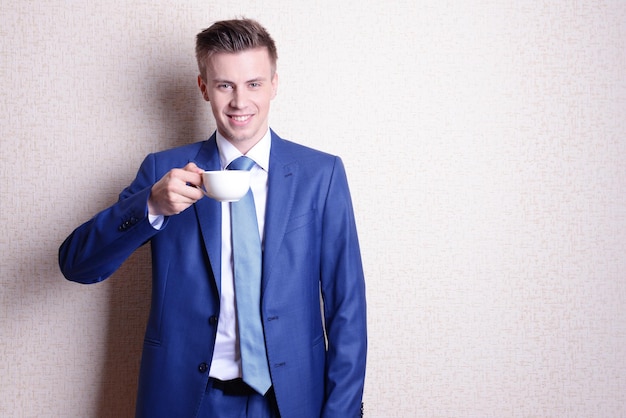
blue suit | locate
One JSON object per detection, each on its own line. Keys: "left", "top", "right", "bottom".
{"left": 59, "top": 131, "right": 367, "bottom": 418}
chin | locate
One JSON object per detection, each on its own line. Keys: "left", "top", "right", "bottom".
{"left": 228, "top": 134, "right": 253, "bottom": 144}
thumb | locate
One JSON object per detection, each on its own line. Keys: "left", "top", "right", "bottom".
{"left": 184, "top": 162, "right": 204, "bottom": 174}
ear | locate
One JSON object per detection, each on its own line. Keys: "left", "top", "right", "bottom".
{"left": 197, "top": 75, "right": 210, "bottom": 101}
{"left": 271, "top": 72, "right": 278, "bottom": 100}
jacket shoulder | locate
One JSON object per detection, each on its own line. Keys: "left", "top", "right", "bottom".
{"left": 271, "top": 132, "right": 340, "bottom": 169}
{"left": 150, "top": 140, "right": 207, "bottom": 161}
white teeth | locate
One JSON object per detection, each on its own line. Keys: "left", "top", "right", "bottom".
{"left": 232, "top": 115, "right": 250, "bottom": 122}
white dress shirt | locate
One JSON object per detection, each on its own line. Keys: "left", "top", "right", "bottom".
{"left": 209, "top": 129, "right": 271, "bottom": 380}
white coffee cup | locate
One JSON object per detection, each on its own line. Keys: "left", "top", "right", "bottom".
{"left": 200, "top": 170, "right": 251, "bottom": 202}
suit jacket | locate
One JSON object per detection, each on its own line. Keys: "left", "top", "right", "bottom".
{"left": 59, "top": 130, "right": 367, "bottom": 418}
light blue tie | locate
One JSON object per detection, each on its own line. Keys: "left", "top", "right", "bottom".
{"left": 227, "top": 156, "right": 271, "bottom": 395}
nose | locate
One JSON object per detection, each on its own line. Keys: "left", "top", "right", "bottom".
{"left": 230, "top": 89, "right": 247, "bottom": 109}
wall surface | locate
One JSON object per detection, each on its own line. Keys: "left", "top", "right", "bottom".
{"left": 2, "top": 1, "right": 626, "bottom": 417}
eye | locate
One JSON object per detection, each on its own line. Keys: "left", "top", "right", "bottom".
{"left": 217, "top": 83, "right": 232, "bottom": 90}
{"left": 249, "top": 82, "right": 261, "bottom": 88}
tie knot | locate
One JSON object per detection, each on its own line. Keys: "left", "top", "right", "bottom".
{"left": 227, "top": 156, "right": 256, "bottom": 171}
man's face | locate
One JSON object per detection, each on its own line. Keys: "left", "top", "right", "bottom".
{"left": 198, "top": 47, "right": 278, "bottom": 153}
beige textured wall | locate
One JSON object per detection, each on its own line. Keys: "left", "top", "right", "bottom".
{"left": 2, "top": 1, "right": 626, "bottom": 417}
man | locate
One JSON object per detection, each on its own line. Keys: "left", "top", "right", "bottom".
{"left": 59, "top": 18, "right": 366, "bottom": 418}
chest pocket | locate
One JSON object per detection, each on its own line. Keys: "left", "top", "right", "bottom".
{"left": 284, "top": 209, "right": 316, "bottom": 234}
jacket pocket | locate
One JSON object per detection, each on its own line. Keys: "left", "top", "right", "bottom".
{"left": 285, "top": 209, "right": 316, "bottom": 233}
{"left": 143, "top": 337, "right": 162, "bottom": 347}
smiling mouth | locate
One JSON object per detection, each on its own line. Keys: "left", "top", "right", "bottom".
{"left": 229, "top": 115, "right": 252, "bottom": 123}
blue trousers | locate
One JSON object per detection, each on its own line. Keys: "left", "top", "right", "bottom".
{"left": 197, "top": 379, "right": 280, "bottom": 418}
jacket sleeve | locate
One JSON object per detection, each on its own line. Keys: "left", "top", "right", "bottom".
{"left": 58, "top": 153, "right": 166, "bottom": 284}
{"left": 320, "top": 157, "right": 367, "bottom": 418}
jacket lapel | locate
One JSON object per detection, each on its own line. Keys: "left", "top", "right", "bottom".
{"left": 262, "top": 131, "right": 298, "bottom": 291}
{"left": 191, "top": 133, "right": 223, "bottom": 293}
{"left": 191, "top": 131, "right": 297, "bottom": 294}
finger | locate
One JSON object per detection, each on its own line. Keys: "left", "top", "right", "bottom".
{"left": 178, "top": 181, "right": 204, "bottom": 201}
{"left": 171, "top": 167, "right": 203, "bottom": 188}
{"left": 183, "top": 162, "right": 204, "bottom": 174}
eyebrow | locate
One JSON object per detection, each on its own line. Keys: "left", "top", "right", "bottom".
{"left": 212, "top": 77, "right": 267, "bottom": 84}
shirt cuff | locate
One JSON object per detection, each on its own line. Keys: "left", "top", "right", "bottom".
{"left": 148, "top": 214, "right": 165, "bottom": 230}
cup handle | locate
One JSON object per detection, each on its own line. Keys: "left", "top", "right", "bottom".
{"left": 190, "top": 183, "right": 210, "bottom": 198}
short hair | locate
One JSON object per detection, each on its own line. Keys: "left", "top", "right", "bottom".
{"left": 195, "top": 18, "right": 278, "bottom": 80}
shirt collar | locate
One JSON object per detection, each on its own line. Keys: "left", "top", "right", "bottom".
{"left": 216, "top": 129, "right": 271, "bottom": 172}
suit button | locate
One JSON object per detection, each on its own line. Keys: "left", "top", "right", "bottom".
{"left": 208, "top": 316, "right": 218, "bottom": 325}
{"left": 198, "top": 363, "right": 208, "bottom": 373}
